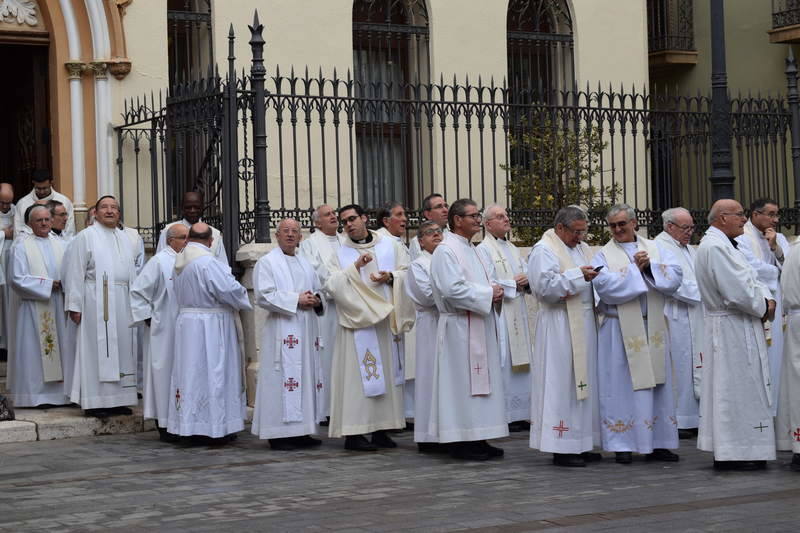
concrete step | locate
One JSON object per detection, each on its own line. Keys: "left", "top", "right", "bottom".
{"left": 0, "top": 360, "right": 6, "bottom": 378}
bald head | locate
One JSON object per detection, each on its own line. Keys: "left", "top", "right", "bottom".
{"left": 188, "top": 222, "right": 212, "bottom": 247}
{"left": 708, "top": 199, "right": 746, "bottom": 238}
{"left": 0, "top": 183, "right": 12, "bottom": 214}
{"left": 276, "top": 218, "right": 302, "bottom": 255}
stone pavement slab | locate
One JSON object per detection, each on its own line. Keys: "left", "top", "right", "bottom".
{"left": 1, "top": 430, "right": 800, "bottom": 532}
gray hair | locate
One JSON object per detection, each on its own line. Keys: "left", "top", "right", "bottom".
{"left": 311, "top": 205, "right": 327, "bottom": 227}
{"left": 554, "top": 205, "right": 587, "bottom": 228}
{"left": 708, "top": 204, "right": 722, "bottom": 225}
{"left": 482, "top": 203, "right": 506, "bottom": 221}
{"left": 662, "top": 207, "right": 691, "bottom": 226}
{"left": 165, "top": 224, "right": 185, "bottom": 241}
{"left": 606, "top": 203, "right": 636, "bottom": 222}
{"left": 27, "top": 204, "right": 50, "bottom": 223}
{"left": 417, "top": 220, "right": 441, "bottom": 240}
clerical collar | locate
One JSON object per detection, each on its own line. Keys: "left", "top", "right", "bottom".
{"left": 52, "top": 228, "right": 62, "bottom": 236}
{"left": 729, "top": 237, "right": 739, "bottom": 249}
{"left": 352, "top": 232, "right": 373, "bottom": 245}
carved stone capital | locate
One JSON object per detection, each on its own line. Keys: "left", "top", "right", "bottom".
{"left": 64, "top": 61, "right": 87, "bottom": 80}
{"left": 107, "top": 58, "right": 132, "bottom": 80}
{"left": 89, "top": 61, "right": 108, "bottom": 80}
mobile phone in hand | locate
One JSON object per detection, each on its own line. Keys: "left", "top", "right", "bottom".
{"left": 593, "top": 265, "right": 604, "bottom": 272}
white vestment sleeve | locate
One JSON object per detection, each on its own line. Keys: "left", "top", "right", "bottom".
{"left": 406, "top": 259, "right": 435, "bottom": 308}
{"left": 204, "top": 260, "right": 252, "bottom": 311}
{"left": 130, "top": 256, "right": 162, "bottom": 324}
{"left": 711, "top": 245, "right": 770, "bottom": 318}
{"left": 431, "top": 244, "right": 492, "bottom": 316}
{"left": 10, "top": 244, "right": 54, "bottom": 300}
{"left": 643, "top": 244, "right": 682, "bottom": 296}
{"left": 590, "top": 250, "right": 648, "bottom": 305}
{"left": 254, "top": 259, "right": 299, "bottom": 316}
{"left": 737, "top": 237, "right": 780, "bottom": 294}
{"left": 64, "top": 233, "right": 89, "bottom": 313}
{"left": 529, "top": 245, "right": 585, "bottom": 304}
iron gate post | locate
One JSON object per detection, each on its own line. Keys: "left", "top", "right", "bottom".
{"left": 786, "top": 48, "right": 800, "bottom": 232}
{"left": 709, "top": 0, "right": 735, "bottom": 201}
{"left": 222, "top": 25, "right": 242, "bottom": 268}
{"left": 249, "top": 11, "right": 271, "bottom": 243}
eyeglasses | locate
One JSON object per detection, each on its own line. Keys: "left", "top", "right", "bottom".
{"left": 721, "top": 211, "right": 746, "bottom": 219}
{"left": 668, "top": 221, "right": 695, "bottom": 233}
{"left": 339, "top": 215, "right": 361, "bottom": 225}
{"left": 564, "top": 226, "right": 588, "bottom": 236}
{"left": 607, "top": 220, "right": 630, "bottom": 229}
{"left": 458, "top": 212, "right": 482, "bottom": 221}
{"left": 755, "top": 209, "right": 780, "bottom": 219}
{"left": 420, "top": 228, "right": 443, "bottom": 236}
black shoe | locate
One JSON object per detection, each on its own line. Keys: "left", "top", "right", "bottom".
{"left": 157, "top": 426, "right": 180, "bottom": 443}
{"left": 371, "top": 430, "right": 397, "bottom": 448}
{"left": 478, "top": 440, "right": 504, "bottom": 458}
{"left": 417, "top": 442, "right": 447, "bottom": 454}
{"left": 553, "top": 453, "right": 586, "bottom": 467}
{"left": 678, "top": 428, "right": 697, "bottom": 440}
{"left": 646, "top": 448, "right": 680, "bottom": 462}
{"left": 345, "top": 434, "right": 377, "bottom": 452}
{"left": 792, "top": 454, "right": 800, "bottom": 472}
{"left": 449, "top": 441, "right": 490, "bottom": 461}
{"left": 319, "top": 416, "right": 330, "bottom": 427}
{"left": 714, "top": 460, "right": 766, "bottom": 471}
{"left": 291, "top": 435, "right": 322, "bottom": 448}
{"left": 508, "top": 421, "right": 531, "bottom": 432}
{"left": 108, "top": 406, "right": 133, "bottom": 416}
{"left": 405, "top": 421, "right": 415, "bottom": 431}
{"left": 269, "top": 437, "right": 298, "bottom": 451}
{"left": 615, "top": 452, "right": 633, "bottom": 464}
{"left": 85, "top": 408, "right": 110, "bottom": 418}
{"left": 581, "top": 451, "right": 603, "bottom": 462}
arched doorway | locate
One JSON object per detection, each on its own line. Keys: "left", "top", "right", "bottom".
{"left": 0, "top": 4, "right": 51, "bottom": 200}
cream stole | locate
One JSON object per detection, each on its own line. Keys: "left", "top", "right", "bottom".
{"left": 440, "top": 233, "right": 493, "bottom": 396}
{"left": 601, "top": 237, "right": 667, "bottom": 390}
{"left": 337, "top": 233, "right": 397, "bottom": 396}
{"left": 88, "top": 225, "right": 135, "bottom": 383}
{"left": 22, "top": 236, "right": 65, "bottom": 382}
{"left": 743, "top": 221, "right": 767, "bottom": 261}
{"left": 481, "top": 233, "right": 530, "bottom": 370}
{"left": 540, "top": 229, "right": 593, "bottom": 401}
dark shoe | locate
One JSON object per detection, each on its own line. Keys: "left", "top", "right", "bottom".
{"left": 291, "top": 435, "right": 322, "bottom": 448}
{"left": 449, "top": 441, "right": 490, "bottom": 461}
{"left": 417, "top": 442, "right": 448, "bottom": 454}
{"left": 319, "top": 416, "right": 330, "bottom": 427}
{"left": 371, "top": 430, "right": 397, "bottom": 448}
{"left": 108, "top": 406, "right": 133, "bottom": 416}
{"left": 157, "top": 426, "right": 180, "bottom": 443}
{"left": 791, "top": 454, "right": 800, "bottom": 472}
{"left": 615, "top": 452, "right": 633, "bottom": 464}
{"left": 553, "top": 453, "right": 586, "bottom": 467}
{"left": 478, "top": 440, "right": 504, "bottom": 458}
{"left": 646, "top": 448, "right": 680, "bottom": 462}
{"left": 714, "top": 460, "right": 765, "bottom": 471}
{"left": 344, "top": 434, "right": 377, "bottom": 452}
{"left": 581, "top": 451, "right": 603, "bottom": 462}
{"left": 269, "top": 437, "right": 298, "bottom": 451}
{"left": 508, "top": 421, "right": 531, "bottom": 432}
{"left": 85, "top": 408, "right": 110, "bottom": 418}
{"left": 678, "top": 428, "right": 697, "bottom": 440}
{"left": 405, "top": 421, "right": 415, "bottom": 431}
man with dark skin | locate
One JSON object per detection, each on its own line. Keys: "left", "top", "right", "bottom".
{"left": 156, "top": 191, "right": 227, "bottom": 263}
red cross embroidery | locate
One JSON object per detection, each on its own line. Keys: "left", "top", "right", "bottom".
{"left": 316, "top": 381, "right": 323, "bottom": 391}
{"left": 283, "top": 335, "right": 299, "bottom": 349}
{"left": 552, "top": 420, "right": 570, "bottom": 438}
{"left": 175, "top": 388, "right": 181, "bottom": 410}
{"left": 794, "top": 428, "right": 800, "bottom": 442}
{"left": 314, "top": 337, "right": 322, "bottom": 350}
{"left": 473, "top": 364, "right": 482, "bottom": 375}
{"left": 284, "top": 378, "right": 299, "bottom": 391}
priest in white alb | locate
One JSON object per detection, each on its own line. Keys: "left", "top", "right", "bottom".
{"left": 409, "top": 193, "right": 449, "bottom": 260}
{"left": 156, "top": 191, "right": 227, "bottom": 263}
{"left": 696, "top": 199, "right": 776, "bottom": 471}
{"left": 252, "top": 218, "right": 325, "bottom": 450}
{"left": 654, "top": 207, "right": 703, "bottom": 438}
{"left": 528, "top": 206, "right": 601, "bottom": 467}
{"left": 64, "top": 196, "right": 138, "bottom": 417}
{"left": 376, "top": 201, "right": 416, "bottom": 422}
{"left": 477, "top": 204, "right": 533, "bottom": 430}
{"left": 298, "top": 204, "right": 343, "bottom": 422}
{"left": 130, "top": 223, "right": 188, "bottom": 442}
{"left": 430, "top": 198, "right": 508, "bottom": 461}
{"left": 168, "top": 223, "right": 251, "bottom": 442}
{"left": 777, "top": 239, "right": 800, "bottom": 472}
{"left": 406, "top": 220, "right": 443, "bottom": 453}
{"left": 735, "top": 198, "right": 789, "bottom": 414}
{"left": 14, "top": 170, "right": 74, "bottom": 239}
{"left": 6, "top": 205, "right": 68, "bottom": 407}
{"left": 0, "top": 183, "right": 15, "bottom": 350}
{"left": 591, "top": 204, "right": 682, "bottom": 464}
{"left": 325, "top": 204, "right": 414, "bottom": 451}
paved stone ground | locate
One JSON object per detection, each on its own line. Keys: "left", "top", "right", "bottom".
{"left": 1, "top": 429, "right": 799, "bottom": 532}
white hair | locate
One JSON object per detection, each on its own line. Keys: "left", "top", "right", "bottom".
{"left": 482, "top": 203, "right": 506, "bottom": 221}
{"left": 661, "top": 207, "right": 691, "bottom": 226}
{"left": 606, "top": 203, "right": 636, "bottom": 222}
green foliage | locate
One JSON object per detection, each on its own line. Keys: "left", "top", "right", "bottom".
{"left": 503, "top": 117, "right": 619, "bottom": 246}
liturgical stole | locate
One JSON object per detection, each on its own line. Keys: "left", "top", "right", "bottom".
{"left": 601, "top": 237, "right": 667, "bottom": 390}
{"left": 23, "top": 236, "right": 65, "bottom": 382}
{"left": 540, "top": 229, "right": 593, "bottom": 401}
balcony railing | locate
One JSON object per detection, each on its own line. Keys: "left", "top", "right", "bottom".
{"left": 647, "top": 0, "right": 695, "bottom": 53}
{"left": 774, "top": 0, "right": 800, "bottom": 29}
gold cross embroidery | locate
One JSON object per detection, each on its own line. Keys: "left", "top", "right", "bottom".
{"left": 650, "top": 331, "right": 664, "bottom": 349}
{"left": 625, "top": 335, "right": 646, "bottom": 353}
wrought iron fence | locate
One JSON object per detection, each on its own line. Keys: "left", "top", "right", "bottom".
{"left": 115, "top": 13, "right": 800, "bottom": 260}
{"left": 647, "top": 0, "right": 695, "bottom": 52}
{"left": 773, "top": 0, "right": 800, "bottom": 30}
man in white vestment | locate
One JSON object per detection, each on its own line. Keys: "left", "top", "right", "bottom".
{"left": 0, "top": 183, "right": 15, "bottom": 351}
{"left": 64, "top": 196, "right": 138, "bottom": 417}
{"left": 47, "top": 200, "right": 70, "bottom": 243}
{"left": 696, "top": 199, "right": 776, "bottom": 470}
{"left": 591, "top": 204, "right": 682, "bottom": 464}
{"left": 130, "top": 224, "right": 188, "bottom": 442}
{"left": 376, "top": 201, "right": 416, "bottom": 422}
{"left": 777, "top": 239, "right": 800, "bottom": 472}
{"left": 528, "top": 206, "right": 602, "bottom": 467}
{"left": 252, "top": 218, "right": 325, "bottom": 450}
{"left": 410, "top": 193, "right": 449, "bottom": 260}
{"left": 156, "top": 191, "right": 227, "bottom": 264}
{"left": 298, "top": 204, "right": 341, "bottom": 423}
{"left": 168, "top": 223, "right": 251, "bottom": 442}
{"left": 15, "top": 170, "right": 75, "bottom": 239}
{"left": 325, "top": 204, "right": 414, "bottom": 451}
{"left": 406, "top": 220, "right": 444, "bottom": 453}
{"left": 477, "top": 204, "right": 533, "bottom": 431}
{"left": 430, "top": 198, "right": 508, "bottom": 461}
{"left": 654, "top": 207, "right": 703, "bottom": 439}
{"left": 6, "top": 206, "right": 68, "bottom": 407}
{"left": 735, "top": 198, "right": 789, "bottom": 415}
